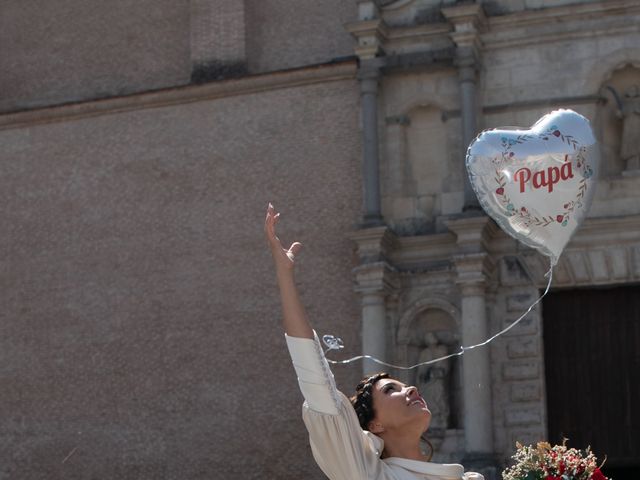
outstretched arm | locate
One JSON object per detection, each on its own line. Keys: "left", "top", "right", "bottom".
{"left": 264, "top": 203, "right": 313, "bottom": 339}
{"left": 265, "top": 204, "right": 382, "bottom": 479}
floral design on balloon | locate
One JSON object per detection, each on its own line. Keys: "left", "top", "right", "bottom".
{"left": 467, "top": 109, "right": 599, "bottom": 265}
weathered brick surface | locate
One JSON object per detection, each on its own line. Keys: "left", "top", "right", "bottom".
{"left": 0, "top": 77, "right": 362, "bottom": 479}
{"left": 0, "top": 0, "right": 192, "bottom": 113}
{"left": 245, "top": 0, "right": 357, "bottom": 73}
{"left": 191, "top": 0, "right": 246, "bottom": 67}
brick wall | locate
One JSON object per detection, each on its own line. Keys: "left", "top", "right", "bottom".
{"left": 245, "top": 0, "right": 356, "bottom": 73}
{"left": 0, "top": 0, "right": 192, "bottom": 113}
{"left": 0, "top": 75, "right": 363, "bottom": 479}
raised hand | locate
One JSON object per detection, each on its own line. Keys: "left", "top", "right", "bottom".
{"left": 265, "top": 203, "right": 303, "bottom": 273}
{"left": 265, "top": 203, "right": 313, "bottom": 338}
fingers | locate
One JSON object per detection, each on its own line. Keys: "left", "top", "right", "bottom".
{"left": 265, "top": 203, "right": 282, "bottom": 249}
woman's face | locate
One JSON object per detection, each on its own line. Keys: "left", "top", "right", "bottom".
{"left": 369, "top": 378, "right": 431, "bottom": 434}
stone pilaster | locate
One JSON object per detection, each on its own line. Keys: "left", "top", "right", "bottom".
{"left": 349, "top": 227, "right": 399, "bottom": 376}
{"left": 358, "top": 63, "right": 385, "bottom": 226}
{"left": 442, "top": 4, "right": 486, "bottom": 211}
{"left": 446, "top": 215, "right": 499, "bottom": 480}
{"left": 345, "top": 1, "right": 388, "bottom": 60}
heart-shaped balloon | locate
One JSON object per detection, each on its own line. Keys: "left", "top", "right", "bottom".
{"left": 466, "top": 109, "right": 599, "bottom": 265}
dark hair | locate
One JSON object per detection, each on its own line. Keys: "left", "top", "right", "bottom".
{"left": 349, "top": 372, "right": 389, "bottom": 430}
{"left": 349, "top": 372, "right": 433, "bottom": 460}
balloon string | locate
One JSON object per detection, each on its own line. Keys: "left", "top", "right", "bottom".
{"left": 323, "top": 263, "right": 554, "bottom": 371}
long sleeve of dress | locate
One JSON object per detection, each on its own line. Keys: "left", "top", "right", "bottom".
{"left": 285, "top": 332, "right": 383, "bottom": 480}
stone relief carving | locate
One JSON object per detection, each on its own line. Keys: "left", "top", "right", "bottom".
{"left": 416, "top": 332, "right": 451, "bottom": 438}
{"left": 606, "top": 84, "right": 640, "bottom": 172}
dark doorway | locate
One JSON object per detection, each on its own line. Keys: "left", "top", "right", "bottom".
{"left": 543, "top": 285, "right": 640, "bottom": 480}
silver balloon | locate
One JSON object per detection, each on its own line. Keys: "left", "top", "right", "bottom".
{"left": 466, "top": 109, "right": 599, "bottom": 265}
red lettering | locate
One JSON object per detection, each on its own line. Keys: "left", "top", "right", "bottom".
{"left": 547, "top": 166, "right": 560, "bottom": 192}
{"left": 514, "top": 158, "right": 574, "bottom": 193}
{"left": 514, "top": 168, "right": 531, "bottom": 193}
{"left": 561, "top": 160, "right": 573, "bottom": 180}
{"left": 533, "top": 170, "right": 548, "bottom": 190}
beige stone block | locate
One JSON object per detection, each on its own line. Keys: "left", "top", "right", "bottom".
{"left": 502, "top": 313, "right": 538, "bottom": 336}
{"left": 506, "top": 293, "right": 535, "bottom": 312}
{"left": 597, "top": 35, "right": 630, "bottom": 57}
{"left": 607, "top": 248, "right": 629, "bottom": 280}
{"left": 391, "top": 196, "right": 417, "bottom": 219}
{"left": 507, "top": 337, "right": 539, "bottom": 359}
{"left": 416, "top": 195, "right": 435, "bottom": 218}
{"left": 504, "top": 406, "right": 542, "bottom": 426}
{"left": 441, "top": 191, "right": 464, "bottom": 215}
{"left": 503, "top": 360, "right": 539, "bottom": 380}
{"left": 483, "top": 68, "right": 512, "bottom": 90}
{"left": 510, "top": 382, "right": 541, "bottom": 402}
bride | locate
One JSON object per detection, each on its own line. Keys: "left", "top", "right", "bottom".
{"left": 265, "top": 203, "right": 483, "bottom": 480}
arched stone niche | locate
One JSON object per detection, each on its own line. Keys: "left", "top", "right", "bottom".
{"left": 396, "top": 297, "right": 462, "bottom": 440}
{"left": 598, "top": 62, "right": 640, "bottom": 176}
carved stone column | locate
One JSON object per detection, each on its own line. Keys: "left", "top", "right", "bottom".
{"left": 346, "top": 2, "right": 388, "bottom": 226}
{"left": 359, "top": 65, "right": 384, "bottom": 226}
{"left": 442, "top": 4, "right": 486, "bottom": 211}
{"left": 446, "top": 215, "right": 499, "bottom": 479}
{"left": 349, "top": 227, "right": 398, "bottom": 376}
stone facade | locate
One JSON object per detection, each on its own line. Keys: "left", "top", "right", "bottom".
{"left": 348, "top": 0, "right": 640, "bottom": 478}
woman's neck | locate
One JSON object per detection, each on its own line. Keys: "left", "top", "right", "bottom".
{"left": 380, "top": 432, "right": 429, "bottom": 462}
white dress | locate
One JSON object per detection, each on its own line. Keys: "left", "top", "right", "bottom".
{"left": 286, "top": 331, "right": 484, "bottom": 480}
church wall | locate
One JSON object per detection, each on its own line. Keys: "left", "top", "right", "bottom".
{"left": 244, "top": 0, "right": 357, "bottom": 74}
{"left": 481, "top": 0, "right": 601, "bottom": 16}
{"left": 380, "top": 69, "right": 465, "bottom": 234}
{"left": 478, "top": 13, "right": 640, "bottom": 466}
{"left": 375, "top": 2, "right": 640, "bottom": 469}
{"left": 0, "top": 74, "right": 362, "bottom": 479}
{"left": 481, "top": 24, "right": 640, "bottom": 221}
{"left": 0, "top": 0, "right": 192, "bottom": 113}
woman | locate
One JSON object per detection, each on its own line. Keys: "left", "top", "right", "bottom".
{"left": 265, "top": 203, "right": 483, "bottom": 480}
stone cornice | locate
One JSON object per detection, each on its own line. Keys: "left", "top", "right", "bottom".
{"left": 351, "top": 0, "right": 638, "bottom": 68}
{"left": 441, "top": 3, "right": 486, "bottom": 61}
{"left": 385, "top": 214, "right": 640, "bottom": 283}
{"left": 452, "top": 251, "right": 495, "bottom": 293}
{"left": 483, "top": 0, "right": 640, "bottom": 50}
{"left": 349, "top": 225, "right": 399, "bottom": 263}
{"left": 352, "top": 261, "right": 398, "bottom": 295}
{"left": 445, "top": 214, "right": 497, "bottom": 253}
{"left": 488, "top": 0, "right": 638, "bottom": 30}
{"left": 0, "top": 60, "right": 357, "bottom": 131}
{"left": 345, "top": 18, "right": 389, "bottom": 59}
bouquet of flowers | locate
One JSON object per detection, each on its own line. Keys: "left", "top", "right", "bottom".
{"left": 502, "top": 440, "right": 609, "bottom": 480}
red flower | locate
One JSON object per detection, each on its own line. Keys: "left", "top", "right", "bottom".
{"left": 591, "top": 467, "right": 607, "bottom": 480}
{"left": 556, "top": 215, "right": 564, "bottom": 223}
{"left": 496, "top": 187, "right": 504, "bottom": 195}
{"left": 545, "top": 475, "right": 562, "bottom": 480}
